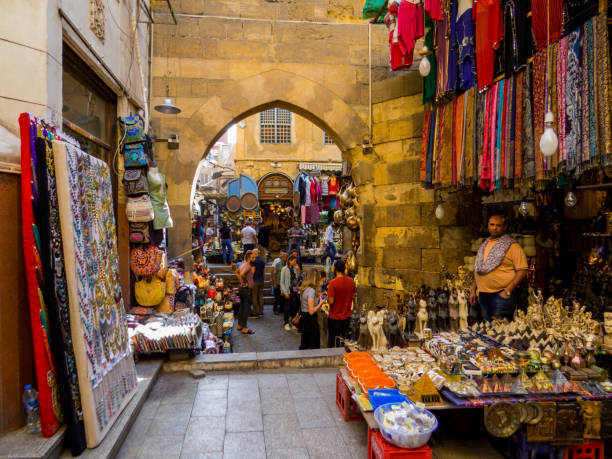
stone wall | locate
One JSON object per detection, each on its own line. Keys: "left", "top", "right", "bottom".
{"left": 347, "top": 73, "right": 478, "bottom": 308}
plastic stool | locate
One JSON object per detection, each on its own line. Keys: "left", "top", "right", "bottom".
{"left": 511, "top": 431, "right": 564, "bottom": 459}
{"left": 336, "top": 373, "right": 363, "bottom": 422}
{"left": 564, "top": 441, "right": 604, "bottom": 459}
{"left": 368, "top": 429, "right": 432, "bottom": 459}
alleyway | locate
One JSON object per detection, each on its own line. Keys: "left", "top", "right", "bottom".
{"left": 116, "top": 370, "right": 503, "bottom": 459}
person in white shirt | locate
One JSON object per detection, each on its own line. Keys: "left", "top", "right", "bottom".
{"left": 324, "top": 223, "right": 337, "bottom": 261}
{"left": 241, "top": 219, "right": 258, "bottom": 260}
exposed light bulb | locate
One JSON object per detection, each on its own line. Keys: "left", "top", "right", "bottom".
{"left": 539, "top": 111, "right": 558, "bottom": 157}
{"left": 518, "top": 201, "right": 529, "bottom": 216}
{"left": 564, "top": 192, "right": 577, "bottom": 207}
{"left": 419, "top": 56, "right": 431, "bottom": 77}
{"left": 435, "top": 203, "right": 445, "bottom": 219}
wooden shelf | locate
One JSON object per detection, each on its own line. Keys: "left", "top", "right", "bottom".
{"left": 576, "top": 183, "right": 612, "bottom": 191}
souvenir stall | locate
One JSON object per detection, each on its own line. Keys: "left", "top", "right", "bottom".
{"left": 19, "top": 113, "right": 137, "bottom": 452}
{"left": 258, "top": 172, "right": 294, "bottom": 253}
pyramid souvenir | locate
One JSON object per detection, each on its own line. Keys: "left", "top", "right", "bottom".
{"left": 511, "top": 370, "right": 533, "bottom": 394}
{"left": 501, "top": 374, "right": 514, "bottom": 393}
{"left": 405, "top": 373, "right": 444, "bottom": 406}
{"left": 551, "top": 370, "right": 572, "bottom": 393}
{"left": 532, "top": 370, "right": 554, "bottom": 393}
{"left": 490, "top": 374, "right": 504, "bottom": 393}
{"left": 480, "top": 376, "right": 494, "bottom": 394}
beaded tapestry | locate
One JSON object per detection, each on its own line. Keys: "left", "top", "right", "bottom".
{"left": 53, "top": 140, "right": 137, "bottom": 448}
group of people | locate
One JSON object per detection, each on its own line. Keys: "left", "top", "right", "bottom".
{"left": 230, "top": 218, "right": 354, "bottom": 349}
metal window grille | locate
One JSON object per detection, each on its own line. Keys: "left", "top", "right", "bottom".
{"left": 259, "top": 108, "right": 292, "bottom": 144}
{"left": 324, "top": 132, "right": 334, "bottom": 145}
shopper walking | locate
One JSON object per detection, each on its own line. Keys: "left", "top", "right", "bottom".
{"left": 469, "top": 214, "right": 528, "bottom": 321}
{"left": 257, "top": 223, "right": 271, "bottom": 262}
{"left": 251, "top": 248, "right": 266, "bottom": 318}
{"left": 236, "top": 250, "right": 255, "bottom": 334}
{"left": 280, "top": 254, "right": 298, "bottom": 331}
{"left": 287, "top": 221, "right": 306, "bottom": 260}
{"left": 324, "top": 222, "right": 337, "bottom": 258}
{"left": 298, "top": 268, "right": 324, "bottom": 350}
{"left": 271, "top": 251, "right": 287, "bottom": 315}
{"left": 219, "top": 221, "right": 233, "bottom": 264}
{"left": 327, "top": 259, "right": 355, "bottom": 347}
{"left": 241, "top": 219, "right": 257, "bottom": 260}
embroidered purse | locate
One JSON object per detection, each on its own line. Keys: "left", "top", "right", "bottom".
{"left": 134, "top": 277, "right": 166, "bottom": 307}
{"left": 123, "top": 168, "right": 149, "bottom": 195}
{"left": 126, "top": 195, "right": 154, "bottom": 222}
{"left": 123, "top": 143, "right": 149, "bottom": 168}
{"left": 129, "top": 222, "right": 150, "bottom": 244}
{"left": 130, "top": 246, "right": 163, "bottom": 276}
{"left": 119, "top": 116, "right": 145, "bottom": 143}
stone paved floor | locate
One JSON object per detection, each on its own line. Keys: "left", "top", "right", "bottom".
{"left": 117, "top": 369, "right": 503, "bottom": 459}
{"left": 231, "top": 304, "right": 301, "bottom": 353}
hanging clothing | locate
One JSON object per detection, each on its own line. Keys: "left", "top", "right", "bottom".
{"left": 304, "top": 176, "right": 312, "bottom": 205}
{"left": 563, "top": 0, "right": 597, "bottom": 35}
{"left": 398, "top": 0, "right": 424, "bottom": 62}
{"left": 425, "top": 0, "right": 443, "bottom": 20}
{"left": 298, "top": 176, "right": 306, "bottom": 205}
{"left": 474, "top": 0, "right": 503, "bottom": 89}
{"left": 327, "top": 177, "right": 338, "bottom": 195}
{"left": 320, "top": 176, "right": 329, "bottom": 196}
{"left": 456, "top": 0, "right": 476, "bottom": 91}
{"left": 501, "top": 0, "right": 532, "bottom": 77}
{"left": 531, "top": 0, "right": 563, "bottom": 50}
{"left": 388, "top": 3, "right": 413, "bottom": 70}
{"left": 594, "top": 13, "right": 612, "bottom": 161}
{"left": 422, "top": 14, "right": 438, "bottom": 104}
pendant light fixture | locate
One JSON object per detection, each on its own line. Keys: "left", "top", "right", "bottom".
{"left": 538, "top": 0, "right": 557, "bottom": 157}
{"left": 434, "top": 190, "right": 445, "bottom": 219}
{"left": 419, "top": 46, "right": 431, "bottom": 77}
{"left": 518, "top": 200, "right": 529, "bottom": 216}
{"left": 155, "top": 27, "right": 181, "bottom": 115}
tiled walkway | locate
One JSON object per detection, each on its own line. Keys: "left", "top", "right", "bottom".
{"left": 116, "top": 368, "right": 365, "bottom": 459}
{"left": 231, "top": 304, "right": 301, "bottom": 353}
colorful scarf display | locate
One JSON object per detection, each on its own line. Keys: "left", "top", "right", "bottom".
{"left": 420, "top": 14, "right": 611, "bottom": 190}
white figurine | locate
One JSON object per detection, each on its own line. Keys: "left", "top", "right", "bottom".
{"left": 458, "top": 290, "right": 468, "bottom": 331}
{"left": 448, "top": 289, "right": 459, "bottom": 331}
{"left": 416, "top": 299, "right": 428, "bottom": 338}
{"left": 367, "top": 310, "right": 388, "bottom": 350}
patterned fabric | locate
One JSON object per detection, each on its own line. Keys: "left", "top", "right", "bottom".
{"left": 565, "top": 29, "right": 582, "bottom": 171}
{"left": 423, "top": 14, "right": 437, "bottom": 104}
{"left": 532, "top": 49, "right": 547, "bottom": 180}
{"left": 522, "top": 67, "right": 535, "bottom": 178}
{"left": 514, "top": 72, "right": 524, "bottom": 179}
{"left": 456, "top": 7, "right": 476, "bottom": 91}
{"left": 53, "top": 140, "right": 137, "bottom": 447}
{"left": 557, "top": 37, "right": 568, "bottom": 164}
{"left": 595, "top": 14, "right": 612, "bottom": 161}
{"left": 475, "top": 235, "right": 517, "bottom": 275}
{"left": 34, "top": 137, "right": 86, "bottom": 454}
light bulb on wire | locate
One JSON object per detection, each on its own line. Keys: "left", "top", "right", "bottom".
{"left": 564, "top": 192, "right": 577, "bottom": 207}
{"left": 435, "top": 203, "right": 445, "bottom": 219}
{"left": 539, "top": 111, "right": 558, "bottom": 157}
{"left": 418, "top": 46, "right": 431, "bottom": 77}
{"left": 518, "top": 201, "right": 529, "bottom": 216}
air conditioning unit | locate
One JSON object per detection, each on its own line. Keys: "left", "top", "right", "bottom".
{"left": 168, "top": 133, "right": 179, "bottom": 149}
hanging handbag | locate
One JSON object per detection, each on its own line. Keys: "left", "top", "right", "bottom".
{"left": 123, "top": 168, "right": 149, "bottom": 195}
{"left": 119, "top": 115, "right": 145, "bottom": 143}
{"left": 134, "top": 277, "right": 166, "bottom": 307}
{"left": 130, "top": 246, "right": 163, "bottom": 276}
{"left": 126, "top": 195, "right": 154, "bottom": 222}
{"left": 123, "top": 143, "right": 149, "bottom": 168}
{"left": 129, "top": 222, "right": 150, "bottom": 244}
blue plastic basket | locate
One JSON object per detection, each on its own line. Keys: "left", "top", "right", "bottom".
{"left": 368, "top": 389, "right": 411, "bottom": 410}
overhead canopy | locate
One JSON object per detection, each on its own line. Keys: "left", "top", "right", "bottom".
{"left": 226, "top": 174, "right": 258, "bottom": 198}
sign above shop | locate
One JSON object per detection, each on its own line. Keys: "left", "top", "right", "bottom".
{"left": 258, "top": 173, "right": 293, "bottom": 201}
{"left": 298, "top": 162, "right": 342, "bottom": 172}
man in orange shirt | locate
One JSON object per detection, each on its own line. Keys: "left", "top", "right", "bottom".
{"left": 327, "top": 260, "right": 355, "bottom": 347}
{"left": 469, "top": 214, "right": 528, "bottom": 321}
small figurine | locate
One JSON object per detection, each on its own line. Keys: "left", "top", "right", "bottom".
{"left": 358, "top": 310, "right": 371, "bottom": 349}
{"left": 368, "top": 309, "right": 388, "bottom": 350}
{"left": 349, "top": 308, "right": 360, "bottom": 342}
{"left": 416, "top": 298, "right": 428, "bottom": 337}
{"left": 448, "top": 289, "right": 459, "bottom": 331}
{"left": 458, "top": 290, "right": 468, "bottom": 331}
{"left": 406, "top": 296, "right": 416, "bottom": 336}
{"left": 382, "top": 309, "right": 391, "bottom": 345}
{"left": 437, "top": 289, "right": 448, "bottom": 331}
{"left": 388, "top": 313, "right": 403, "bottom": 348}
{"left": 427, "top": 291, "right": 438, "bottom": 333}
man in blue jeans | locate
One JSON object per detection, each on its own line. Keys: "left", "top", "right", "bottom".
{"left": 469, "top": 214, "right": 528, "bottom": 321}
{"left": 219, "top": 221, "right": 233, "bottom": 264}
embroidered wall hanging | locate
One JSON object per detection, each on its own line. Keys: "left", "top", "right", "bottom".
{"left": 53, "top": 140, "right": 137, "bottom": 447}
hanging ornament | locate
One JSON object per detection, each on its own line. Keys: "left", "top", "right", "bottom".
{"left": 519, "top": 201, "right": 529, "bottom": 216}
{"left": 435, "top": 203, "right": 445, "bottom": 220}
{"left": 564, "top": 192, "right": 577, "bottom": 207}
{"left": 418, "top": 46, "right": 431, "bottom": 77}
{"left": 539, "top": 111, "right": 558, "bottom": 157}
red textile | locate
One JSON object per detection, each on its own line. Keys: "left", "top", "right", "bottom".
{"left": 327, "top": 276, "right": 356, "bottom": 320}
{"left": 531, "top": 0, "right": 563, "bottom": 50}
{"left": 398, "top": 1, "right": 424, "bottom": 57}
{"left": 327, "top": 177, "right": 338, "bottom": 195}
{"left": 425, "top": 0, "right": 443, "bottom": 20}
{"left": 474, "top": 0, "right": 503, "bottom": 89}
{"left": 19, "top": 113, "right": 62, "bottom": 437}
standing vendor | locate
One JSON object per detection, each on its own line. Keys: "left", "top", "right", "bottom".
{"left": 287, "top": 221, "right": 306, "bottom": 260}
{"left": 470, "top": 214, "right": 528, "bottom": 321}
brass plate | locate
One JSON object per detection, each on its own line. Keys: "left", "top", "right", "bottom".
{"left": 525, "top": 402, "right": 543, "bottom": 425}
{"left": 485, "top": 402, "right": 521, "bottom": 438}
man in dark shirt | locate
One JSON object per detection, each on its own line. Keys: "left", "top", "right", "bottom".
{"left": 219, "top": 221, "right": 233, "bottom": 264}
{"left": 251, "top": 248, "right": 266, "bottom": 318}
{"left": 257, "top": 223, "right": 271, "bottom": 262}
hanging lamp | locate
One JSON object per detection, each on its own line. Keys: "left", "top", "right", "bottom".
{"left": 538, "top": 0, "right": 557, "bottom": 157}
{"left": 418, "top": 45, "right": 432, "bottom": 77}
{"left": 155, "top": 28, "right": 181, "bottom": 115}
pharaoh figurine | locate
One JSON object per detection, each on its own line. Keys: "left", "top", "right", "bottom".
{"left": 448, "top": 289, "right": 459, "bottom": 331}
{"left": 388, "top": 313, "right": 403, "bottom": 348}
{"left": 416, "top": 298, "right": 428, "bottom": 338}
{"left": 427, "top": 291, "right": 438, "bottom": 333}
{"left": 349, "top": 308, "right": 360, "bottom": 342}
{"left": 406, "top": 296, "right": 416, "bottom": 336}
{"left": 437, "top": 289, "right": 448, "bottom": 331}
{"left": 457, "top": 290, "right": 468, "bottom": 331}
{"left": 358, "top": 310, "right": 371, "bottom": 349}
{"left": 382, "top": 309, "right": 391, "bottom": 345}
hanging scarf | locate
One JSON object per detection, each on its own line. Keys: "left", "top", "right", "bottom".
{"left": 475, "top": 90, "right": 486, "bottom": 184}
{"left": 522, "top": 67, "right": 535, "bottom": 178}
{"left": 583, "top": 19, "right": 597, "bottom": 160}
{"left": 595, "top": 13, "right": 612, "bottom": 161}
{"left": 514, "top": 71, "right": 524, "bottom": 179}
{"left": 441, "top": 104, "right": 454, "bottom": 186}
{"left": 557, "top": 36, "right": 568, "bottom": 164}
{"left": 580, "top": 24, "right": 591, "bottom": 164}
{"left": 494, "top": 80, "right": 504, "bottom": 191}
{"left": 532, "top": 49, "right": 547, "bottom": 180}
{"left": 475, "top": 235, "right": 517, "bottom": 275}
{"left": 421, "top": 109, "right": 432, "bottom": 183}
{"left": 464, "top": 87, "right": 476, "bottom": 185}
{"left": 426, "top": 108, "right": 437, "bottom": 185}
{"left": 565, "top": 29, "right": 582, "bottom": 171}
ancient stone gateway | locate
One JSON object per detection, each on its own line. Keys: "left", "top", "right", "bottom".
{"left": 155, "top": 69, "right": 368, "bottom": 259}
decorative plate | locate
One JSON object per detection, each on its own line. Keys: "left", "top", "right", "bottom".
{"left": 485, "top": 402, "right": 521, "bottom": 438}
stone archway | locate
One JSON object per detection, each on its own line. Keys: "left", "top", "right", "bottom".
{"left": 155, "top": 69, "right": 368, "bottom": 260}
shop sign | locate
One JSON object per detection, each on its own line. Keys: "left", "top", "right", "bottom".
{"left": 298, "top": 162, "right": 342, "bottom": 171}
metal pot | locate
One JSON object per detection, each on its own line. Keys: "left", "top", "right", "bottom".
{"left": 344, "top": 207, "right": 356, "bottom": 218}
{"left": 346, "top": 251, "right": 357, "bottom": 273}
{"left": 333, "top": 209, "right": 345, "bottom": 224}
{"left": 346, "top": 215, "right": 360, "bottom": 230}
{"left": 339, "top": 189, "right": 351, "bottom": 207}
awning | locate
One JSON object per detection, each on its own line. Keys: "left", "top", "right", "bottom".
{"left": 298, "top": 162, "right": 342, "bottom": 172}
